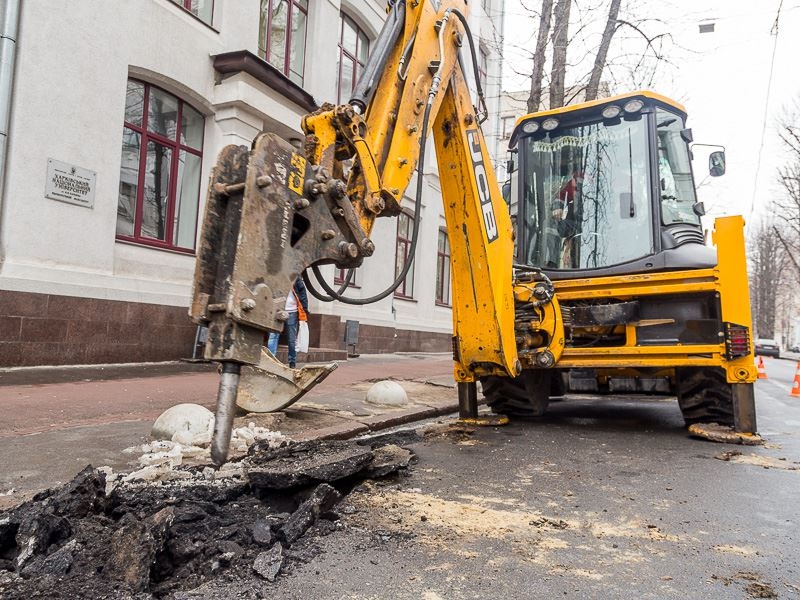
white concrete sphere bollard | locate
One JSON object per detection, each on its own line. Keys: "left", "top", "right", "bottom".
{"left": 365, "top": 380, "right": 409, "bottom": 407}
{"left": 151, "top": 403, "right": 214, "bottom": 441}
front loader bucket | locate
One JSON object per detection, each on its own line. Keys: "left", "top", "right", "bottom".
{"left": 236, "top": 348, "right": 338, "bottom": 413}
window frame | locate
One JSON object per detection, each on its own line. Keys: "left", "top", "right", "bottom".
{"left": 394, "top": 210, "right": 415, "bottom": 299}
{"left": 435, "top": 228, "right": 451, "bottom": 307}
{"left": 337, "top": 13, "right": 370, "bottom": 103}
{"left": 478, "top": 45, "right": 488, "bottom": 94}
{"left": 116, "top": 79, "right": 204, "bottom": 254}
{"left": 170, "top": 0, "right": 214, "bottom": 26}
{"left": 501, "top": 116, "right": 516, "bottom": 140}
{"left": 261, "top": 0, "right": 309, "bottom": 85}
{"left": 334, "top": 267, "right": 358, "bottom": 288}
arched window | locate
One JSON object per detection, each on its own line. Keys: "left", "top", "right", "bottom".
{"left": 337, "top": 13, "right": 369, "bottom": 103}
{"left": 116, "top": 79, "right": 204, "bottom": 252}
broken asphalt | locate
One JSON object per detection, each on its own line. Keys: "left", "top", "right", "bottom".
{"left": 0, "top": 352, "right": 459, "bottom": 510}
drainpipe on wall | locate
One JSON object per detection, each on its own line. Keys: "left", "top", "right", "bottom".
{"left": 0, "top": 0, "right": 21, "bottom": 263}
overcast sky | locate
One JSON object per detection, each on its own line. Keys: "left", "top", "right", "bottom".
{"left": 501, "top": 0, "right": 800, "bottom": 224}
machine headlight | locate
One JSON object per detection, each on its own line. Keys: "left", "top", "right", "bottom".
{"left": 623, "top": 99, "right": 644, "bottom": 113}
{"left": 542, "top": 117, "right": 559, "bottom": 131}
{"left": 601, "top": 105, "right": 622, "bottom": 119}
{"left": 522, "top": 121, "right": 539, "bottom": 134}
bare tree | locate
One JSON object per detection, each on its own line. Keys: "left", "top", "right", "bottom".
{"left": 748, "top": 220, "right": 786, "bottom": 339}
{"left": 548, "top": 0, "right": 572, "bottom": 109}
{"left": 528, "top": 0, "right": 553, "bottom": 113}
{"left": 512, "top": 0, "right": 676, "bottom": 113}
{"left": 773, "top": 101, "right": 800, "bottom": 282}
{"left": 585, "top": 0, "right": 621, "bottom": 101}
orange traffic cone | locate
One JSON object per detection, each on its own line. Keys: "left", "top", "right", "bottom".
{"left": 757, "top": 356, "right": 768, "bottom": 379}
{"left": 791, "top": 362, "right": 800, "bottom": 397}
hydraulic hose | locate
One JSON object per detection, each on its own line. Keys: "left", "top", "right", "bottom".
{"left": 304, "top": 266, "right": 355, "bottom": 302}
{"left": 305, "top": 98, "right": 433, "bottom": 305}
{"left": 449, "top": 8, "right": 488, "bottom": 122}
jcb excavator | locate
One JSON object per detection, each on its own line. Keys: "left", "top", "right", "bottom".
{"left": 190, "top": 0, "right": 757, "bottom": 465}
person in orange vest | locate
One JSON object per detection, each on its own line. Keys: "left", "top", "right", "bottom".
{"left": 267, "top": 278, "right": 309, "bottom": 369}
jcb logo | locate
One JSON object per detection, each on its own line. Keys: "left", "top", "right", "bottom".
{"left": 466, "top": 130, "right": 498, "bottom": 243}
{"left": 288, "top": 153, "right": 306, "bottom": 195}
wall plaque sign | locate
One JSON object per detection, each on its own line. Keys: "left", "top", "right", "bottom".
{"left": 45, "top": 158, "right": 97, "bottom": 208}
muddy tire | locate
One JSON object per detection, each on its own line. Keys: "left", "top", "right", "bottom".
{"left": 481, "top": 370, "right": 556, "bottom": 418}
{"left": 675, "top": 367, "right": 734, "bottom": 426}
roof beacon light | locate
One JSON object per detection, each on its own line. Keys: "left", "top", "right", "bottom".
{"left": 623, "top": 99, "right": 644, "bottom": 113}
{"left": 521, "top": 120, "right": 539, "bottom": 134}
{"left": 542, "top": 117, "right": 559, "bottom": 131}
{"left": 601, "top": 105, "right": 622, "bottom": 119}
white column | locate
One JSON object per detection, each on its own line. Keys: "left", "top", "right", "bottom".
{"left": 213, "top": 105, "right": 263, "bottom": 147}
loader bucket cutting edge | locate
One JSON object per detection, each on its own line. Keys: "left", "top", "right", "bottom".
{"left": 235, "top": 348, "right": 339, "bottom": 413}
{"left": 687, "top": 422, "right": 763, "bottom": 446}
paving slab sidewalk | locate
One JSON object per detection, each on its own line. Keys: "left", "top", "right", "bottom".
{"left": 0, "top": 353, "right": 459, "bottom": 509}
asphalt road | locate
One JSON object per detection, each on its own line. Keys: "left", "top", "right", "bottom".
{"left": 268, "top": 366, "right": 800, "bottom": 599}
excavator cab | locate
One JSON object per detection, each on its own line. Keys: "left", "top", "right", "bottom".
{"left": 509, "top": 92, "right": 709, "bottom": 277}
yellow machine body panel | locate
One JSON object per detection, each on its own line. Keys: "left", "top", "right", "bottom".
{"left": 433, "top": 67, "right": 518, "bottom": 381}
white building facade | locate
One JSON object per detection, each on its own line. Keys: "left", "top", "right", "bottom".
{"left": 0, "top": 0, "right": 504, "bottom": 367}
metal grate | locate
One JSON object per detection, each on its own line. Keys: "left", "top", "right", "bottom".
{"left": 724, "top": 322, "right": 751, "bottom": 360}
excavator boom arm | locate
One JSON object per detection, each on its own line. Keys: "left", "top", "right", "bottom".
{"left": 190, "top": 0, "right": 518, "bottom": 463}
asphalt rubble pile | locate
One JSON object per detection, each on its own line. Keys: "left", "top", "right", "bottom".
{"left": 0, "top": 436, "right": 416, "bottom": 599}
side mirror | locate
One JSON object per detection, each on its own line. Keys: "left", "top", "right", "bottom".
{"left": 506, "top": 155, "right": 517, "bottom": 175}
{"left": 502, "top": 182, "right": 511, "bottom": 203}
{"left": 709, "top": 150, "right": 726, "bottom": 177}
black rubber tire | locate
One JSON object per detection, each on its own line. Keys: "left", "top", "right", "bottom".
{"left": 481, "top": 370, "right": 554, "bottom": 418}
{"left": 551, "top": 370, "right": 566, "bottom": 397}
{"left": 675, "top": 367, "right": 735, "bottom": 426}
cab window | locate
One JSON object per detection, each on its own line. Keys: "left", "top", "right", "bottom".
{"left": 518, "top": 115, "right": 653, "bottom": 270}
{"left": 656, "top": 108, "right": 699, "bottom": 225}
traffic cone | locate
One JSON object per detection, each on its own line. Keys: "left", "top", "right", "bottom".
{"left": 757, "top": 356, "right": 768, "bottom": 379}
{"left": 791, "top": 362, "right": 800, "bottom": 397}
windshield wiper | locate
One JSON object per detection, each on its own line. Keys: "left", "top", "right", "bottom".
{"left": 657, "top": 118, "right": 677, "bottom": 128}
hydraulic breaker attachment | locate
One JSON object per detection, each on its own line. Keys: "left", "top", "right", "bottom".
{"left": 190, "top": 134, "right": 370, "bottom": 465}
{"left": 208, "top": 357, "right": 338, "bottom": 466}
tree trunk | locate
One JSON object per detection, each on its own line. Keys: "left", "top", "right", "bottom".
{"left": 585, "top": 0, "right": 621, "bottom": 101}
{"left": 775, "top": 107, "right": 800, "bottom": 283}
{"left": 549, "top": 0, "right": 571, "bottom": 109}
{"left": 749, "top": 222, "right": 784, "bottom": 338}
{"left": 527, "top": 0, "right": 553, "bottom": 114}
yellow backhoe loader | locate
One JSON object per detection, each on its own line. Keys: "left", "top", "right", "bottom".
{"left": 190, "top": 0, "right": 757, "bottom": 464}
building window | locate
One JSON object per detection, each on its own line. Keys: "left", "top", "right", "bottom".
{"left": 170, "top": 0, "right": 214, "bottom": 25}
{"left": 337, "top": 14, "right": 369, "bottom": 103}
{"left": 501, "top": 116, "right": 515, "bottom": 139}
{"left": 334, "top": 267, "right": 357, "bottom": 287}
{"left": 260, "top": 0, "right": 308, "bottom": 86}
{"left": 478, "top": 46, "right": 488, "bottom": 93}
{"left": 394, "top": 211, "right": 415, "bottom": 299}
{"left": 116, "top": 79, "right": 204, "bottom": 252}
{"left": 436, "top": 228, "right": 451, "bottom": 306}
